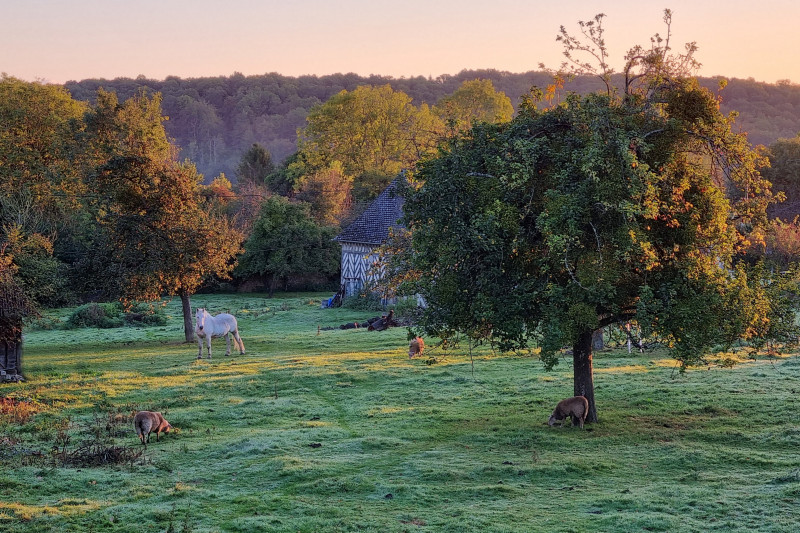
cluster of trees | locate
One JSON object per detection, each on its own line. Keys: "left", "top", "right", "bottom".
{"left": 285, "top": 80, "right": 513, "bottom": 211}
{"left": 0, "top": 74, "right": 516, "bottom": 330}
{"left": 0, "top": 77, "right": 244, "bottom": 339}
{"left": 64, "top": 70, "right": 800, "bottom": 182}
{"left": 235, "top": 80, "right": 515, "bottom": 292}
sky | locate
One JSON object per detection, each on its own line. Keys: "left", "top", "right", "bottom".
{"left": 2, "top": 0, "right": 797, "bottom": 85}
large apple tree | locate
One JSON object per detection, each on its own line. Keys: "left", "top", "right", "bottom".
{"left": 401, "top": 13, "right": 790, "bottom": 422}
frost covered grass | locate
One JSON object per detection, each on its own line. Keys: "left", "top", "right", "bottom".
{"left": 1, "top": 293, "right": 799, "bottom": 532}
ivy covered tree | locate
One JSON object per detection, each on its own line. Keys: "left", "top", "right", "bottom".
{"left": 0, "top": 246, "right": 37, "bottom": 381}
{"left": 401, "top": 12, "right": 789, "bottom": 423}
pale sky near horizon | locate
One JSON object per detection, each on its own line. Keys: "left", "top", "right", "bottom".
{"left": 1, "top": 0, "right": 796, "bottom": 85}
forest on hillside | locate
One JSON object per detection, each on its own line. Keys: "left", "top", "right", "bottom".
{"left": 64, "top": 70, "right": 800, "bottom": 182}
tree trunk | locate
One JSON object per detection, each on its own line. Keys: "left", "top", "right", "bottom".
{"left": 573, "top": 329, "right": 598, "bottom": 423}
{"left": 592, "top": 328, "right": 604, "bottom": 351}
{"left": 180, "top": 289, "right": 194, "bottom": 343}
{"left": 268, "top": 275, "right": 276, "bottom": 298}
{"left": 1, "top": 336, "right": 23, "bottom": 382}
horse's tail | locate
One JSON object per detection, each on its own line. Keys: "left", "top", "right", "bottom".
{"left": 236, "top": 334, "right": 245, "bottom": 354}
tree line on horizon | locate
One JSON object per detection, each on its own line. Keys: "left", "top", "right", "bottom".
{"left": 63, "top": 70, "right": 800, "bottom": 182}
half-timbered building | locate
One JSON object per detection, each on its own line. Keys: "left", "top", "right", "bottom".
{"left": 334, "top": 175, "right": 406, "bottom": 297}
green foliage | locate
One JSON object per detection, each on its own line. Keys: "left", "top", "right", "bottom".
{"left": 1, "top": 79, "right": 242, "bottom": 316}
{"left": 434, "top": 78, "right": 514, "bottom": 134}
{"left": 0, "top": 76, "right": 90, "bottom": 308}
{"left": 64, "top": 71, "right": 800, "bottom": 183}
{"left": 2, "top": 225, "right": 71, "bottom": 308}
{"left": 84, "top": 91, "right": 243, "bottom": 309}
{"left": 0, "top": 75, "right": 88, "bottom": 236}
{"left": 64, "top": 301, "right": 167, "bottom": 329}
{"left": 293, "top": 160, "right": 353, "bottom": 225}
{"left": 404, "top": 69, "right": 778, "bottom": 372}
{"left": 235, "top": 197, "right": 339, "bottom": 295}
{"left": 341, "top": 290, "right": 385, "bottom": 312}
{"left": 65, "top": 303, "right": 124, "bottom": 329}
{"left": 124, "top": 302, "right": 169, "bottom": 327}
{"left": 235, "top": 143, "right": 274, "bottom": 186}
{"left": 295, "top": 84, "right": 444, "bottom": 203}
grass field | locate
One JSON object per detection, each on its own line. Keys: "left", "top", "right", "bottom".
{"left": 1, "top": 293, "right": 799, "bottom": 532}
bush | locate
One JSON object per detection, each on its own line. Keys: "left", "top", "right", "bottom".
{"left": 64, "top": 302, "right": 166, "bottom": 329}
{"left": 392, "top": 297, "right": 423, "bottom": 324}
{"left": 123, "top": 302, "right": 167, "bottom": 327}
{"left": 28, "top": 315, "right": 63, "bottom": 331}
{"left": 65, "top": 303, "right": 124, "bottom": 329}
{"left": 342, "top": 291, "right": 385, "bottom": 312}
{"left": 341, "top": 291, "right": 423, "bottom": 324}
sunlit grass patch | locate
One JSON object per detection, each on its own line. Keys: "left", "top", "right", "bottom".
{"left": 594, "top": 364, "right": 650, "bottom": 374}
{"left": 0, "top": 499, "right": 102, "bottom": 521}
{"left": 366, "top": 405, "right": 413, "bottom": 417}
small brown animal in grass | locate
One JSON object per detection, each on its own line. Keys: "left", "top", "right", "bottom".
{"left": 548, "top": 396, "right": 589, "bottom": 429}
{"left": 409, "top": 337, "right": 425, "bottom": 358}
{"left": 134, "top": 411, "right": 173, "bottom": 446}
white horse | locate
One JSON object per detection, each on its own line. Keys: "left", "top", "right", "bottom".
{"left": 195, "top": 308, "right": 245, "bottom": 359}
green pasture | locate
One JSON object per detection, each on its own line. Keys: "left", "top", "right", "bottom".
{"left": 1, "top": 293, "right": 799, "bottom": 532}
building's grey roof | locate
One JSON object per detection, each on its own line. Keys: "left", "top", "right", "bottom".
{"left": 335, "top": 175, "right": 406, "bottom": 245}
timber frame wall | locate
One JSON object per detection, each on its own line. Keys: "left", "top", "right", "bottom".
{"left": 340, "top": 242, "right": 383, "bottom": 297}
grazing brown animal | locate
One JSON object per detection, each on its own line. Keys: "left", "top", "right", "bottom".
{"left": 408, "top": 337, "right": 425, "bottom": 358}
{"left": 134, "top": 411, "right": 173, "bottom": 446}
{"left": 548, "top": 396, "right": 589, "bottom": 429}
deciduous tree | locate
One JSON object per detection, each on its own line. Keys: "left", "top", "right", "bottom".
{"left": 296, "top": 84, "right": 443, "bottom": 202}
{"left": 434, "top": 79, "right": 514, "bottom": 135}
{"left": 236, "top": 196, "right": 339, "bottom": 297}
{"left": 0, "top": 76, "right": 91, "bottom": 305}
{"left": 0, "top": 75, "right": 88, "bottom": 235}
{"left": 86, "top": 90, "right": 242, "bottom": 341}
{"left": 294, "top": 161, "right": 353, "bottom": 225}
{"left": 401, "top": 12, "right": 787, "bottom": 423}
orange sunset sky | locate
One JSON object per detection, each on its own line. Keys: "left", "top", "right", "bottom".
{"left": 2, "top": 0, "right": 796, "bottom": 84}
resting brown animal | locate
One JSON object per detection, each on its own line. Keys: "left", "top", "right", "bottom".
{"left": 548, "top": 396, "right": 589, "bottom": 429}
{"left": 368, "top": 309, "right": 395, "bottom": 331}
{"left": 409, "top": 337, "right": 425, "bottom": 358}
{"left": 134, "top": 411, "right": 173, "bottom": 446}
